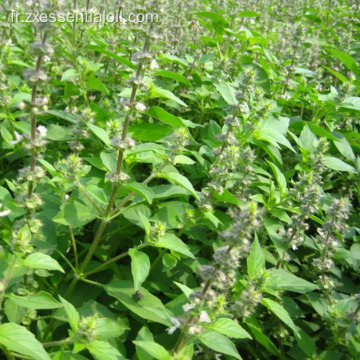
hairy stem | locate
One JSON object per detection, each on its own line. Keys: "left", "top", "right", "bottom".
{"left": 85, "top": 243, "right": 148, "bottom": 276}
{"left": 42, "top": 339, "right": 74, "bottom": 348}
{"left": 27, "top": 32, "right": 47, "bottom": 199}
{"left": 68, "top": 226, "right": 78, "bottom": 271}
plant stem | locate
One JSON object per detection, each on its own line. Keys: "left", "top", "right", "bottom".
{"left": 110, "top": 163, "right": 164, "bottom": 217}
{"left": 27, "top": 32, "right": 47, "bottom": 199}
{"left": 73, "top": 0, "right": 77, "bottom": 44}
{"left": 42, "top": 339, "right": 74, "bottom": 348}
{"left": 106, "top": 35, "right": 151, "bottom": 214}
{"left": 64, "top": 24, "right": 153, "bottom": 300}
{"left": 85, "top": 243, "right": 148, "bottom": 276}
{"left": 276, "top": 229, "right": 297, "bottom": 269}
{"left": 68, "top": 226, "right": 78, "bottom": 271}
{"left": 64, "top": 219, "right": 107, "bottom": 298}
{"left": 76, "top": 180, "right": 104, "bottom": 215}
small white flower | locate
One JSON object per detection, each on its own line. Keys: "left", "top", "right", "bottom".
{"left": 18, "top": 101, "right": 26, "bottom": 110}
{"left": 135, "top": 102, "right": 146, "bottom": 112}
{"left": 127, "top": 138, "right": 136, "bottom": 148}
{"left": 64, "top": 194, "right": 70, "bottom": 201}
{"left": 37, "top": 125, "right": 47, "bottom": 137}
{"left": 0, "top": 203, "right": 10, "bottom": 217}
{"left": 166, "top": 317, "right": 181, "bottom": 335}
{"left": 9, "top": 131, "right": 23, "bottom": 145}
{"left": 6, "top": 39, "right": 13, "bottom": 46}
{"left": 150, "top": 59, "right": 159, "bottom": 70}
{"left": 182, "top": 303, "right": 194, "bottom": 313}
{"left": 199, "top": 311, "right": 211, "bottom": 323}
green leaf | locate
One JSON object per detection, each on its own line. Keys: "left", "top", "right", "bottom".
{"left": 61, "top": 69, "right": 79, "bottom": 81}
{"left": 0, "top": 323, "right": 51, "bottom": 360}
{"left": 24, "top": 253, "right": 64, "bottom": 273}
{"left": 349, "top": 243, "right": 360, "bottom": 260}
{"left": 255, "top": 116, "right": 295, "bottom": 152}
{"left": 159, "top": 172, "right": 199, "bottom": 200}
{"left": 125, "top": 182, "right": 154, "bottom": 204}
{"left": 210, "top": 318, "right": 252, "bottom": 339}
{"left": 1, "top": 125, "right": 13, "bottom": 142}
{"left": 100, "top": 152, "right": 117, "bottom": 171}
{"left": 154, "top": 69, "right": 192, "bottom": 87}
{"left": 238, "top": 10, "right": 260, "bottom": 17}
{"left": 324, "top": 156, "right": 356, "bottom": 173}
{"left": 198, "top": 329, "right": 242, "bottom": 359}
{"left": 213, "top": 189, "right": 241, "bottom": 205}
{"left": 86, "top": 45, "right": 135, "bottom": 69}
{"left": 104, "top": 280, "right": 173, "bottom": 326}
{"left": 323, "top": 65, "right": 348, "bottom": 83}
{"left": 247, "top": 234, "right": 265, "bottom": 278}
{"left": 266, "top": 160, "right": 287, "bottom": 196}
{"left": 8, "top": 291, "right": 63, "bottom": 310}
{"left": 47, "top": 109, "right": 80, "bottom": 124}
{"left": 59, "top": 296, "right": 79, "bottom": 332}
{"left": 135, "top": 327, "right": 155, "bottom": 360}
{"left": 156, "top": 234, "right": 195, "bottom": 258}
{"left": 130, "top": 123, "right": 173, "bottom": 141}
{"left": 87, "top": 341, "right": 125, "bottom": 360}
{"left": 161, "top": 54, "right": 189, "bottom": 67}
{"left": 52, "top": 351, "right": 87, "bottom": 360}
{"left": 53, "top": 200, "right": 97, "bottom": 228}
{"left": 147, "top": 106, "right": 185, "bottom": 128}
{"left": 326, "top": 48, "right": 359, "bottom": 76}
{"left": 92, "top": 318, "right": 126, "bottom": 340}
{"left": 195, "top": 11, "right": 228, "bottom": 24}
{"left": 215, "top": 81, "right": 237, "bottom": 106}
{"left": 87, "top": 75, "right": 110, "bottom": 95}
{"left": 173, "top": 282, "right": 193, "bottom": 298}
{"left": 152, "top": 185, "right": 189, "bottom": 199}
{"left": 299, "top": 124, "right": 317, "bottom": 152}
{"left": 173, "top": 155, "right": 195, "bottom": 165}
{"left": 245, "top": 316, "right": 283, "bottom": 358}
{"left": 4, "top": 299, "right": 27, "bottom": 324}
{"left": 295, "top": 328, "right": 316, "bottom": 357}
{"left": 332, "top": 131, "right": 356, "bottom": 161}
{"left": 123, "top": 205, "right": 151, "bottom": 233}
{"left": 134, "top": 340, "right": 171, "bottom": 360}
{"left": 266, "top": 269, "right": 317, "bottom": 293}
{"left": 340, "top": 96, "right": 360, "bottom": 112}
{"left": 85, "top": 185, "right": 108, "bottom": 205}
{"left": 150, "top": 86, "right": 188, "bottom": 107}
{"left": 307, "top": 292, "right": 330, "bottom": 319}
{"left": 261, "top": 298, "right": 298, "bottom": 334}
{"left": 88, "top": 123, "right": 111, "bottom": 146}
{"left": 129, "top": 249, "right": 151, "bottom": 291}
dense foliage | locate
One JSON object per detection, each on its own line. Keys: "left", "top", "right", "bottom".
{"left": 0, "top": 0, "right": 360, "bottom": 359}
